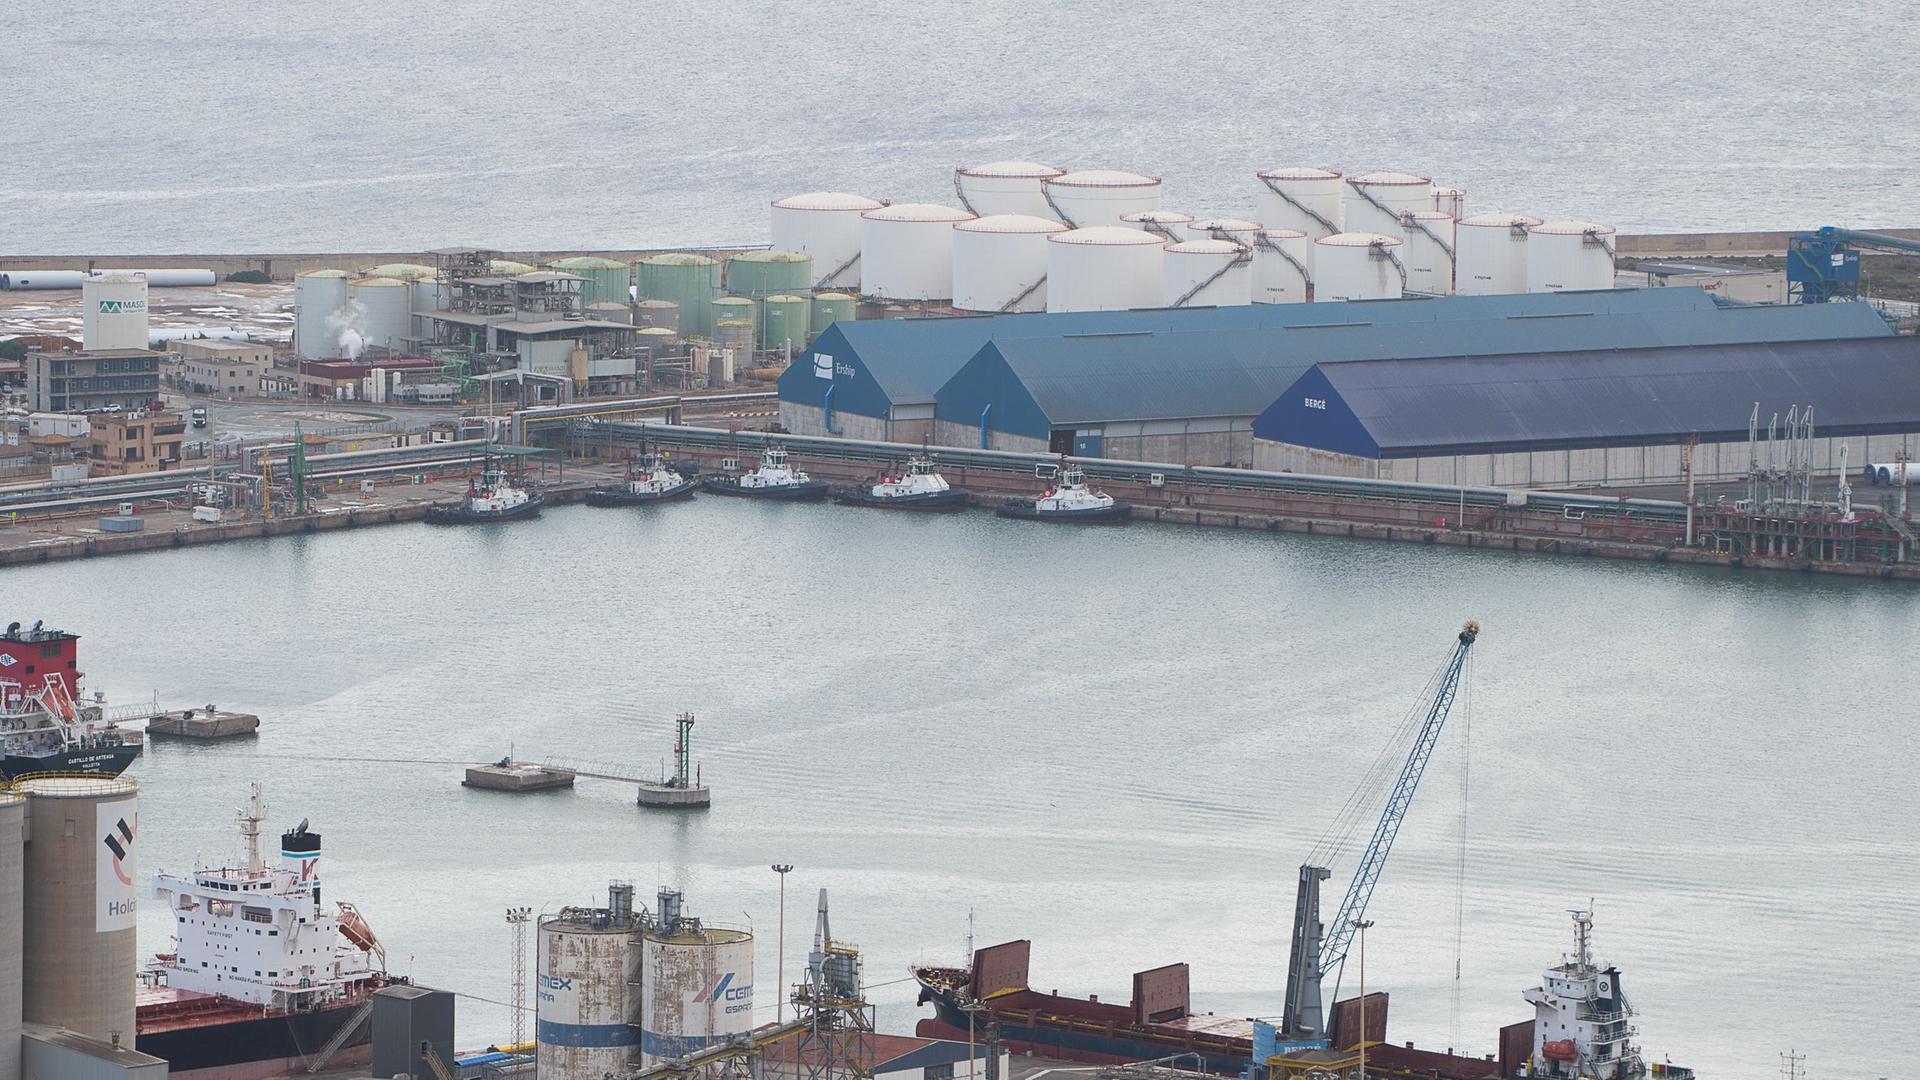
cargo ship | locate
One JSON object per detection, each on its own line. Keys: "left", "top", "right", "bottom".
{"left": 0, "top": 620, "right": 143, "bottom": 780}
{"left": 139, "top": 784, "right": 389, "bottom": 1080}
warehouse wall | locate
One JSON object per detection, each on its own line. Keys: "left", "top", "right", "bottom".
{"left": 931, "top": 419, "right": 1047, "bottom": 455}
{"left": 781, "top": 402, "right": 890, "bottom": 442}
{"left": 1093, "top": 417, "right": 1257, "bottom": 467}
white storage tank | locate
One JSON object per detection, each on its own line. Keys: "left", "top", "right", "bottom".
{"left": 1, "top": 792, "right": 21, "bottom": 1080}
{"left": 411, "top": 277, "right": 448, "bottom": 343}
{"left": 859, "top": 203, "right": 973, "bottom": 301}
{"left": 1252, "top": 228, "right": 1314, "bottom": 304}
{"left": 1185, "top": 218, "right": 1261, "bottom": 245}
{"left": 1041, "top": 170, "right": 1162, "bottom": 228}
{"left": 640, "top": 889, "right": 754, "bottom": 1068}
{"left": 955, "top": 161, "right": 1065, "bottom": 219}
{"left": 81, "top": 273, "right": 149, "bottom": 350}
{"left": 952, "top": 214, "right": 1068, "bottom": 313}
{"left": 1432, "top": 186, "right": 1467, "bottom": 219}
{"left": 19, "top": 776, "right": 139, "bottom": 1045}
{"left": 1164, "top": 238, "right": 1252, "bottom": 307}
{"left": 347, "top": 276, "right": 412, "bottom": 355}
{"left": 1119, "top": 209, "right": 1195, "bottom": 242}
{"left": 771, "top": 192, "right": 886, "bottom": 288}
{"left": 294, "top": 269, "right": 352, "bottom": 359}
{"left": 1526, "top": 220, "right": 1619, "bottom": 292}
{"left": 1046, "top": 226, "right": 1166, "bottom": 312}
{"left": 536, "top": 891, "right": 642, "bottom": 1080}
{"left": 1343, "top": 172, "right": 1434, "bottom": 240}
{"left": 1254, "top": 167, "right": 1344, "bottom": 239}
{"left": 1313, "top": 232, "right": 1405, "bottom": 302}
{"left": 1454, "top": 212, "right": 1542, "bottom": 295}
{"left": 1401, "top": 210, "right": 1457, "bottom": 295}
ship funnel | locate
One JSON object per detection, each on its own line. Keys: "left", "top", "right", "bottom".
{"left": 280, "top": 822, "right": 321, "bottom": 893}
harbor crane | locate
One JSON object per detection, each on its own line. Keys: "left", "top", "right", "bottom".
{"left": 1279, "top": 620, "right": 1479, "bottom": 1042}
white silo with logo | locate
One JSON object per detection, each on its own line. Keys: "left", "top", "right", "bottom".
{"left": 82, "top": 273, "right": 150, "bottom": 350}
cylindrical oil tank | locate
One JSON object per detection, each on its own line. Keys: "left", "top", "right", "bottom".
{"left": 491, "top": 259, "right": 536, "bottom": 276}
{"left": 955, "top": 161, "right": 1065, "bottom": 219}
{"left": 1163, "top": 239, "right": 1251, "bottom": 307}
{"left": 361, "top": 262, "right": 437, "bottom": 282}
{"left": 762, "top": 294, "right": 811, "bottom": 351}
{"left": 859, "top": 203, "right": 974, "bottom": 301}
{"left": 1254, "top": 167, "right": 1344, "bottom": 239}
{"left": 536, "top": 910, "right": 642, "bottom": 1080}
{"left": 1186, "top": 218, "right": 1261, "bottom": 245}
{"left": 710, "top": 296, "right": 758, "bottom": 333}
{"left": 1401, "top": 210, "right": 1457, "bottom": 295}
{"left": 1041, "top": 170, "right": 1163, "bottom": 229}
{"left": 951, "top": 214, "right": 1067, "bottom": 313}
{"left": 1432, "top": 186, "right": 1467, "bottom": 219}
{"left": 1252, "top": 228, "right": 1313, "bottom": 304}
{"left": 1454, "top": 212, "right": 1542, "bottom": 295}
{"left": 715, "top": 320, "right": 756, "bottom": 359}
{"left": 347, "top": 277, "right": 412, "bottom": 355}
{"left": 638, "top": 254, "right": 722, "bottom": 339}
{"left": 1, "top": 793, "right": 22, "bottom": 1080}
{"left": 637, "top": 326, "right": 679, "bottom": 357}
{"left": 82, "top": 273, "right": 149, "bottom": 351}
{"left": 1313, "top": 233, "right": 1405, "bottom": 302}
{"left": 20, "top": 776, "right": 138, "bottom": 1045}
{"left": 586, "top": 301, "right": 634, "bottom": 325}
{"left": 640, "top": 905, "right": 754, "bottom": 1066}
{"left": 410, "top": 277, "right": 447, "bottom": 316}
{"left": 1046, "top": 226, "right": 1165, "bottom": 313}
{"left": 549, "top": 256, "right": 633, "bottom": 306}
{"left": 771, "top": 192, "right": 886, "bottom": 288}
{"left": 1343, "top": 172, "right": 1434, "bottom": 240}
{"left": 811, "top": 293, "right": 857, "bottom": 337}
{"left": 1526, "top": 220, "right": 1619, "bottom": 293}
{"left": 1119, "top": 209, "right": 1195, "bottom": 243}
{"left": 726, "top": 250, "right": 814, "bottom": 299}
{"left": 294, "top": 269, "right": 352, "bottom": 359}
{"left": 634, "top": 299, "right": 681, "bottom": 333}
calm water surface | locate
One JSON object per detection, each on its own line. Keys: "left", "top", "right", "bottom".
{"left": 4, "top": 501, "right": 1914, "bottom": 1077}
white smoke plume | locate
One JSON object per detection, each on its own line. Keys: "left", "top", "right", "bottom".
{"left": 326, "top": 299, "right": 367, "bottom": 360}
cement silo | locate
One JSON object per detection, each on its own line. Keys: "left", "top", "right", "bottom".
{"left": 1342, "top": 172, "right": 1434, "bottom": 240}
{"left": 762, "top": 294, "right": 811, "bottom": 350}
{"left": 1313, "top": 233, "right": 1405, "bottom": 302}
{"left": 1046, "top": 226, "right": 1165, "bottom": 313}
{"left": 1254, "top": 167, "right": 1344, "bottom": 239}
{"left": 639, "top": 889, "right": 754, "bottom": 1069}
{"left": 955, "top": 161, "right": 1065, "bottom": 219}
{"left": 1119, "top": 209, "right": 1195, "bottom": 243}
{"left": 771, "top": 192, "right": 885, "bottom": 288}
{"left": 1454, "top": 212, "right": 1541, "bottom": 295}
{"left": 549, "top": 256, "right": 633, "bottom": 306}
{"left": 19, "top": 776, "right": 138, "bottom": 1045}
{"left": 811, "top": 292, "right": 856, "bottom": 336}
{"left": 294, "top": 268, "right": 351, "bottom": 359}
{"left": 1041, "top": 170, "right": 1162, "bottom": 228}
{"left": 82, "top": 273, "right": 149, "bottom": 350}
{"left": 859, "top": 203, "right": 974, "bottom": 301}
{"left": 1164, "top": 238, "right": 1252, "bottom": 307}
{"left": 635, "top": 299, "right": 681, "bottom": 332}
{"left": 639, "top": 254, "right": 722, "bottom": 338}
{"left": 952, "top": 213, "right": 1067, "bottom": 313}
{"left": 536, "top": 887, "right": 642, "bottom": 1080}
{"left": 726, "top": 250, "right": 813, "bottom": 299}
{"left": 1401, "top": 210, "right": 1457, "bottom": 295}
{"left": 1432, "top": 186, "right": 1467, "bottom": 219}
{"left": 1, "top": 793, "right": 21, "bottom": 1080}
{"left": 1252, "top": 228, "right": 1314, "bottom": 304}
{"left": 348, "top": 277, "right": 413, "bottom": 355}
{"left": 1526, "top": 220, "right": 1619, "bottom": 292}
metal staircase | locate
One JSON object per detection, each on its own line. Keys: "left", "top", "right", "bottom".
{"left": 304, "top": 998, "right": 375, "bottom": 1073}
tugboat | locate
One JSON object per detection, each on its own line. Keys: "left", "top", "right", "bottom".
{"left": 424, "top": 453, "right": 544, "bottom": 524}
{"left": 836, "top": 455, "right": 970, "bottom": 511}
{"left": 587, "top": 452, "right": 698, "bottom": 506}
{"left": 141, "top": 784, "right": 390, "bottom": 1079}
{"left": 995, "top": 463, "right": 1131, "bottom": 524}
{"left": 1, "top": 620, "right": 142, "bottom": 780}
{"left": 700, "top": 445, "right": 831, "bottom": 501}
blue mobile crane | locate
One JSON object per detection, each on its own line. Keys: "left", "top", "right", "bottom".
{"left": 1787, "top": 225, "right": 1920, "bottom": 303}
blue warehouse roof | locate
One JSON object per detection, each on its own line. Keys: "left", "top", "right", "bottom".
{"left": 1259, "top": 335, "right": 1920, "bottom": 459}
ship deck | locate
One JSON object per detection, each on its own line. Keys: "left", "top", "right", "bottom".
{"left": 136, "top": 979, "right": 378, "bottom": 1034}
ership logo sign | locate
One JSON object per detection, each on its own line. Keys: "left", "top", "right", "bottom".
{"left": 96, "top": 804, "right": 138, "bottom": 932}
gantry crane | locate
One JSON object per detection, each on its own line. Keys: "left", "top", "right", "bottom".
{"left": 1280, "top": 620, "right": 1479, "bottom": 1042}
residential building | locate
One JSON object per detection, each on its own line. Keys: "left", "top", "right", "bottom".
{"left": 86, "top": 408, "right": 186, "bottom": 476}
{"left": 24, "top": 348, "right": 164, "bottom": 413}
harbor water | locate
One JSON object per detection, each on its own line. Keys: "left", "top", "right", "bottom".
{"left": 4, "top": 0, "right": 1916, "bottom": 253}
{"left": 4, "top": 500, "right": 1913, "bottom": 1078}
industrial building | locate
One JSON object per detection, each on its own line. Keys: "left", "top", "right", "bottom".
{"left": 22, "top": 349, "right": 164, "bottom": 413}
{"left": 85, "top": 410, "right": 187, "bottom": 476}
{"left": 1252, "top": 336, "right": 1920, "bottom": 488}
{"left": 171, "top": 339, "right": 270, "bottom": 397}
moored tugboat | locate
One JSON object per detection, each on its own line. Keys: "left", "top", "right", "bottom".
{"left": 995, "top": 463, "right": 1131, "bottom": 524}
{"left": 835, "top": 455, "right": 970, "bottom": 511}
{"left": 1, "top": 620, "right": 143, "bottom": 780}
{"left": 587, "top": 452, "right": 698, "bottom": 506}
{"left": 424, "top": 454, "right": 544, "bottom": 524}
{"left": 700, "top": 445, "right": 831, "bottom": 501}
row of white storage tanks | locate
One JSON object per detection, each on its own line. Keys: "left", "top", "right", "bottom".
{"left": 770, "top": 164, "right": 1617, "bottom": 312}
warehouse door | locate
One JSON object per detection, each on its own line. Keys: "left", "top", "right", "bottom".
{"left": 1049, "top": 429, "right": 1075, "bottom": 454}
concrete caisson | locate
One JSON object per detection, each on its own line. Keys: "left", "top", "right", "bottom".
{"left": 1313, "top": 232, "right": 1405, "bottom": 302}
{"left": 19, "top": 776, "right": 139, "bottom": 1046}
{"left": 1, "top": 793, "right": 21, "bottom": 1080}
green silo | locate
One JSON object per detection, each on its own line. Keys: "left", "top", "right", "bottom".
{"left": 811, "top": 292, "right": 857, "bottom": 337}
{"left": 638, "top": 253, "right": 722, "bottom": 338}
{"left": 726, "top": 249, "right": 813, "bottom": 299}
{"left": 761, "top": 294, "right": 811, "bottom": 351}
{"left": 490, "top": 259, "right": 536, "bottom": 276}
{"left": 549, "top": 256, "right": 632, "bottom": 306}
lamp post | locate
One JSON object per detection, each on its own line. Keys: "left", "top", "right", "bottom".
{"left": 772, "top": 864, "right": 794, "bottom": 1024}
{"left": 1352, "top": 919, "right": 1375, "bottom": 1080}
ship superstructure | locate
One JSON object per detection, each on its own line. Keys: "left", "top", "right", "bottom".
{"left": 1520, "top": 911, "right": 1683, "bottom": 1080}
{"left": 0, "top": 619, "right": 142, "bottom": 779}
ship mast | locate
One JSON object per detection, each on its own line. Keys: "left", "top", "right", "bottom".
{"left": 239, "top": 783, "right": 266, "bottom": 876}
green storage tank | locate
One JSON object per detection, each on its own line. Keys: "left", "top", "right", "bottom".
{"left": 811, "top": 292, "right": 857, "bottom": 337}
{"left": 548, "top": 256, "right": 632, "bottom": 306}
{"left": 726, "top": 249, "right": 813, "bottom": 299}
{"left": 715, "top": 319, "right": 756, "bottom": 359}
{"left": 710, "top": 295, "right": 758, "bottom": 348}
{"left": 761, "top": 294, "right": 811, "bottom": 351}
{"left": 638, "top": 253, "right": 722, "bottom": 338}
{"left": 361, "top": 262, "right": 438, "bottom": 282}
{"left": 490, "top": 259, "right": 536, "bottom": 276}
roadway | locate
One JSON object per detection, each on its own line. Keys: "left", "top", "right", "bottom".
{"left": 160, "top": 392, "right": 464, "bottom": 453}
